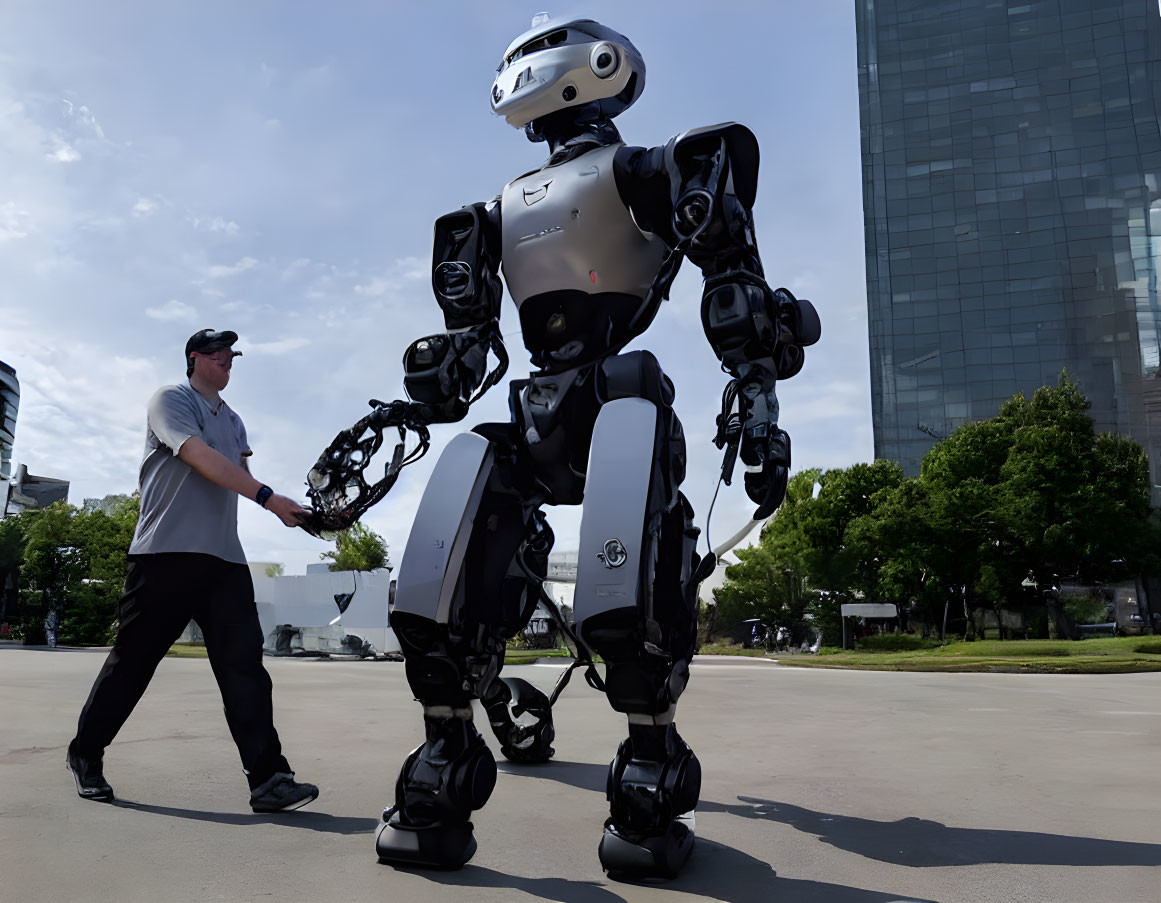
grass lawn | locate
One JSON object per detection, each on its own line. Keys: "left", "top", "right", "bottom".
{"left": 781, "top": 636, "right": 1161, "bottom": 673}
{"left": 170, "top": 637, "right": 1161, "bottom": 673}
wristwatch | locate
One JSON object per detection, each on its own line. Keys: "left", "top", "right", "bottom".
{"left": 255, "top": 485, "right": 274, "bottom": 508}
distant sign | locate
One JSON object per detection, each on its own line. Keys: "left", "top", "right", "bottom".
{"left": 840, "top": 603, "right": 898, "bottom": 619}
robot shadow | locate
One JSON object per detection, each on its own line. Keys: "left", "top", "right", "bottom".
{"left": 110, "top": 799, "right": 378, "bottom": 835}
{"left": 504, "top": 762, "right": 1161, "bottom": 869}
{"left": 399, "top": 840, "right": 933, "bottom": 903}
{"left": 701, "top": 796, "right": 1161, "bottom": 869}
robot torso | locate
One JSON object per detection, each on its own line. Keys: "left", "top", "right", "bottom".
{"left": 501, "top": 142, "right": 669, "bottom": 371}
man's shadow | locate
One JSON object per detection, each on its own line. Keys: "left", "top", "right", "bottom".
{"left": 111, "top": 799, "right": 377, "bottom": 836}
{"left": 510, "top": 761, "right": 1161, "bottom": 869}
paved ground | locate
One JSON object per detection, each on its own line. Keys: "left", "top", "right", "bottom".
{"left": 1, "top": 647, "right": 1158, "bottom": 903}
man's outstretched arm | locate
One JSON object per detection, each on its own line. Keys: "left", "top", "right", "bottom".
{"left": 178, "top": 436, "right": 305, "bottom": 526}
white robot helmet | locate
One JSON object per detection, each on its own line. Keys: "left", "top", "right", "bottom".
{"left": 490, "top": 14, "right": 645, "bottom": 130}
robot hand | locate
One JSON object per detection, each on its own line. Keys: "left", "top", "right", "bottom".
{"left": 741, "top": 416, "right": 791, "bottom": 520}
{"left": 713, "top": 372, "right": 791, "bottom": 520}
{"left": 301, "top": 399, "right": 431, "bottom": 538}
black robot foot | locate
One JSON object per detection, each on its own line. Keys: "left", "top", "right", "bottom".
{"left": 374, "top": 809, "right": 478, "bottom": 870}
{"left": 598, "top": 812, "right": 695, "bottom": 880}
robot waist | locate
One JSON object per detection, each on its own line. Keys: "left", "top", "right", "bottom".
{"left": 517, "top": 290, "right": 651, "bottom": 374}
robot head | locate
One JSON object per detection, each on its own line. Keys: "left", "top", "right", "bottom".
{"left": 490, "top": 14, "right": 645, "bottom": 134}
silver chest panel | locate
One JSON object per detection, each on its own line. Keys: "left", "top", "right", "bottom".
{"left": 500, "top": 143, "right": 669, "bottom": 305}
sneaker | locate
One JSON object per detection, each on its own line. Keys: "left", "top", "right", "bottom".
{"left": 66, "top": 741, "right": 114, "bottom": 802}
{"left": 249, "top": 772, "right": 319, "bottom": 813}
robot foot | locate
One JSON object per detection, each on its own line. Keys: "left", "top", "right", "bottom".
{"left": 375, "top": 807, "right": 478, "bottom": 870}
{"left": 598, "top": 811, "right": 695, "bottom": 880}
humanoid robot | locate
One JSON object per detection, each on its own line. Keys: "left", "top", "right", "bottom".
{"left": 303, "top": 15, "right": 820, "bottom": 879}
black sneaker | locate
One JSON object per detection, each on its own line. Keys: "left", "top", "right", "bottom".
{"left": 249, "top": 772, "right": 319, "bottom": 813}
{"left": 66, "top": 741, "right": 114, "bottom": 802}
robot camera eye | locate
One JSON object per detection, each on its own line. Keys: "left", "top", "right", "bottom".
{"left": 589, "top": 42, "right": 619, "bottom": 78}
{"left": 562, "top": 85, "right": 577, "bottom": 102}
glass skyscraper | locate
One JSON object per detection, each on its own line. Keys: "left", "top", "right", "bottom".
{"left": 857, "top": 0, "right": 1161, "bottom": 503}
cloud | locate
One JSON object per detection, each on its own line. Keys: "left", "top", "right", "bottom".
{"left": 192, "top": 215, "right": 239, "bottom": 235}
{"left": 0, "top": 201, "right": 31, "bottom": 241}
{"left": 47, "top": 141, "right": 80, "bottom": 163}
{"left": 241, "top": 337, "right": 310, "bottom": 355}
{"left": 353, "top": 256, "right": 426, "bottom": 297}
{"left": 132, "top": 197, "right": 157, "bottom": 216}
{"left": 206, "top": 256, "right": 258, "bottom": 279}
{"left": 61, "top": 99, "right": 105, "bottom": 139}
{"left": 4, "top": 340, "right": 158, "bottom": 496}
{"left": 145, "top": 299, "right": 198, "bottom": 321}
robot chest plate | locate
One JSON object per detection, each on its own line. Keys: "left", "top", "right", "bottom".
{"left": 500, "top": 143, "right": 669, "bottom": 306}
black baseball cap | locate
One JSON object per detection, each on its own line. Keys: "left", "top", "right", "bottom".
{"left": 185, "top": 329, "right": 240, "bottom": 360}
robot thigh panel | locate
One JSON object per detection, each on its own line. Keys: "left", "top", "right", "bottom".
{"left": 377, "top": 431, "right": 556, "bottom": 869}
{"left": 575, "top": 378, "right": 703, "bottom": 879}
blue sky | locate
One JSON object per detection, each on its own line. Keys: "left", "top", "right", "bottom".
{"left": 1, "top": 1, "right": 870, "bottom": 573}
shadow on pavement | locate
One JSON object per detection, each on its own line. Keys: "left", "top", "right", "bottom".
{"left": 111, "top": 799, "right": 378, "bottom": 835}
{"left": 392, "top": 838, "right": 931, "bottom": 903}
{"left": 701, "top": 797, "right": 1161, "bottom": 868}
{"left": 503, "top": 761, "right": 1161, "bottom": 869}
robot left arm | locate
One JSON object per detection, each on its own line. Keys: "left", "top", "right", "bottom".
{"left": 619, "top": 123, "right": 821, "bottom": 518}
{"left": 402, "top": 200, "right": 509, "bottom": 424}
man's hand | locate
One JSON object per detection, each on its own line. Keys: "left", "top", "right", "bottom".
{"left": 265, "top": 493, "right": 308, "bottom": 527}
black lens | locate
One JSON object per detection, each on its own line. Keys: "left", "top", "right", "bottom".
{"left": 562, "top": 86, "right": 577, "bottom": 101}
{"left": 597, "top": 52, "right": 612, "bottom": 69}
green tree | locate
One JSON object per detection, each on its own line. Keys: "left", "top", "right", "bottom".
{"left": 0, "top": 515, "right": 28, "bottom": 629}
{"left": 264, "top": 562, "right": 285, "bottom": 578}
{"left": 14, "top": 503, "right": 87, "bottom": 644}
{"left": 321, "top": 522, "right": 390, "bottom": 572}
{"left": 993, "top": 377, "right": 1154, "bottom": 636}
{"left": 714, "top": 470, "right": 818, "bottom": 641}
{"left": 62, "top": 495, "right": 138, "bottom": 645}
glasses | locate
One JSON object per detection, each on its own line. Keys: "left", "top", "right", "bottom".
{"left": 194, "top": 349, "right": 242, "bottom": 364}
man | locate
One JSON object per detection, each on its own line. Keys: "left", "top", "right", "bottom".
{"left": 66, "top": 329, "right": 318, "bottom": 812}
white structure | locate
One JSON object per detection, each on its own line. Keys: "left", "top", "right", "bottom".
{"left": 248, "top": 564, "right": 400, "bottom": 655}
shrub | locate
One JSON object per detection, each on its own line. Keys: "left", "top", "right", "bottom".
{"left": 854, "top": 634, "right": 940, "bottom": 652}
{"left": 1134, "top": 639, "right": 1161, "bottom": 655}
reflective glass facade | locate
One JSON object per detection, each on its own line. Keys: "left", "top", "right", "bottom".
{"left": 1, "top": 361, "right": 17, "bottom": 484}
{"left": 857, "top": 0, "right": 1161, "bottom": 503}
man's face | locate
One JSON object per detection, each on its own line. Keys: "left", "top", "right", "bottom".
{"left": 192, "top": 347, "right": 237, "bottom": 390}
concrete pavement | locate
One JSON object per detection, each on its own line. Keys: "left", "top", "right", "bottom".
{"left": 1, "top": 647, "right": 1158, "bottom": 902}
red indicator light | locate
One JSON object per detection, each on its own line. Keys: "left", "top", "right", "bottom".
{"left": 589, "top": 270, "right": 598, "bottom": 284}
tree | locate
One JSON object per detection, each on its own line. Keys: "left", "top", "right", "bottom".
{"left": 321, "top": 522, "right": 391, "bottom": 572}
{"left": 264, "top": 563, "right": 285, "bottom": 578}
{"left": 714, "top": 470, "right": 818, "bottom": 641}
{"left": 63, "top": 496, "right": 138, "bottom": 645}
{"left": 0, "top": 515, "right": 27, "bottom": 627}
{"left": 14, "top": 503, "right": 87, "bottom": 644}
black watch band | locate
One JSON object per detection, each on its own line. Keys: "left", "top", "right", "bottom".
{"left": 256, "top": 485, "right": 274, "bottom": 508}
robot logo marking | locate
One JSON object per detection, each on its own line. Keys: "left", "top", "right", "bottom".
{"left": 518, "top": 225, "right": 563, "bottom": 242}
{"left": 597, "top": 538, "right": 628, "bottom": 568}
{"left": 523, "top": 180, "right": 552, "bottom": 205}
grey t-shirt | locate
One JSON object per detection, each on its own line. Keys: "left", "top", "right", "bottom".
{"left": 128, "top": 381, "right": 251, "bottom": 563}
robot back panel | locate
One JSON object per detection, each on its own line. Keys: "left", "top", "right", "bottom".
{"left": 500, "top": 143, "right": 668, "bottom": 371}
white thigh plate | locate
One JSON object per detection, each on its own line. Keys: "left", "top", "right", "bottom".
{"left": 574, "top": 397, "right": 658, "bottom": 624}
{"left": 393, "top": 432, "right": 492, "bottom": 625}
{"left": 500, "top": 143, "right": 668, "bottom": 305}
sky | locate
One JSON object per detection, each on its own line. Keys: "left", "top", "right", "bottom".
{"left": 0, "top": 1, "right": 871, "bottom": 574}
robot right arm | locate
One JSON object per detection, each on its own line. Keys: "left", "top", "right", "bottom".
{"left": 300, "top": 200, "right": 509, "bottom": 535}
{"left": 402, "top": 200, "right": 508, "bottom": 424}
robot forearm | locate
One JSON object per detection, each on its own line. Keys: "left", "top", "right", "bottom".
{"left": 402, "top": 323, "right": 508, "bottom": 424}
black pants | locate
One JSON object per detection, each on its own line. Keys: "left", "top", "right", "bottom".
{"left": 72, "top": 553, "right": 292, "bottom": 790}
